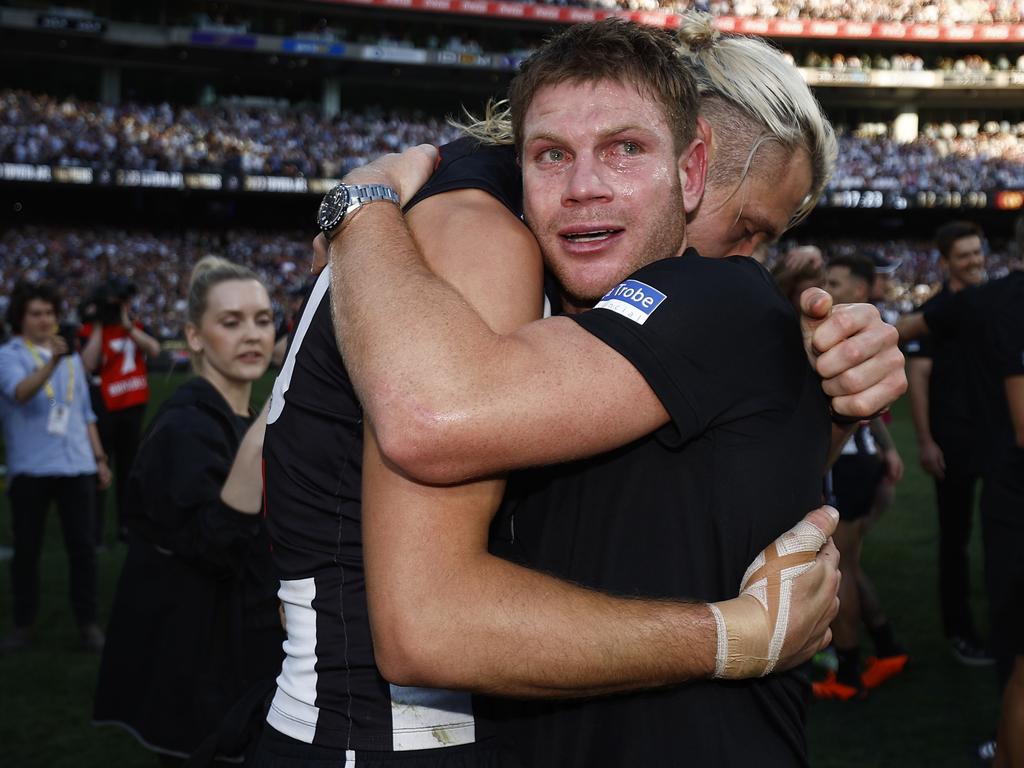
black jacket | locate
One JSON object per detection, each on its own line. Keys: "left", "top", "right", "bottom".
{"left": 93, "top": 377, "right": 283, "bottom": 759}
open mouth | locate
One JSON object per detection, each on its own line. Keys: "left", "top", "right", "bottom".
{"left": 561, "top": 229, "right": 623, "bottom": 243}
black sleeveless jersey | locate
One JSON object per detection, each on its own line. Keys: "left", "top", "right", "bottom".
{"left": 261, "top": 138, "right": 518, "bottom": 753}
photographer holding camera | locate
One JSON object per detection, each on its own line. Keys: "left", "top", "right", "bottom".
{"left": 80, "top": 277, "right": 160, "bottom": 543}
{"left": 0, "top": 281, "right": 111, "bottom": 653}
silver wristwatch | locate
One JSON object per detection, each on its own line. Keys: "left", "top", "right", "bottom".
{"left": 317, "top": 183, "right": 400, "bottom": 241}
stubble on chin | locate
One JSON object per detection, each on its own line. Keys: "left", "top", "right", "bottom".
{"left": 528, "top": 187, "right": 687, "bottom": 309}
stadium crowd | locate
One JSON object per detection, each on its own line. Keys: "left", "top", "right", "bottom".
{"left": 3, "top": 91, "right": 1024, "bottom": 193}
{"left": 522, "top": 0, "right": 1024, "bottom": 24}
{"left": 0, "top": 226, "right": 1014, "bottom": 343}
{"left": 184, "top": 0, "right": 1024, "bottom": 25}
{"left": 832, "top": 121, "right": 1024, "bottom": 192}
{"left": 0, "top": 91, "right": 463, "bottom": 180}
{"left": 0, "top": 227, "right": 312, "bottom": 341}
{"left": 794, "top": 50, "right": 1024, "bottom": 72}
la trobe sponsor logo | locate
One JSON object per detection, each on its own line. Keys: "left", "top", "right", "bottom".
{"left": 594, "top": 280, "right": 667, "bottom": 326}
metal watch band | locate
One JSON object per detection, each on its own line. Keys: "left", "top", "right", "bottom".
{"left": 347, "top": 184, "right": 400, "bottom": 209}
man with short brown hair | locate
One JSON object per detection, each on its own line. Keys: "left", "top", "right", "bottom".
{"left": 906, "top": 220, "right": 992, "bottom": 665}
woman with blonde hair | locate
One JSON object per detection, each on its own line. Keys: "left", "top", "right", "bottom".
{"left": 94, "top": 256, "right": 282, "bottom": 765}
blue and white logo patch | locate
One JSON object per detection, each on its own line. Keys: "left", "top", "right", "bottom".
{"left": 594, "top": 279, "right": 666, "bottom": 325}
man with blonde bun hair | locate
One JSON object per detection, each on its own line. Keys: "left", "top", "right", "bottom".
{"left": 676, "top": 12, "right": 837, "bottom": 258}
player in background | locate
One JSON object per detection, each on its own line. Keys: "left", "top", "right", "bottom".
{"left": 905, "top": 221, "right": 993, "bottom": 665}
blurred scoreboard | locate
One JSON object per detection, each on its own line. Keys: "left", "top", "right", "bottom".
{"left": 2, "top": 161, "right": 1020, "bottom": 210}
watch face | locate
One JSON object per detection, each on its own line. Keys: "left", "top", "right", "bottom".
{"left": 317, "top": 185, "right": 350, "bottom": 232}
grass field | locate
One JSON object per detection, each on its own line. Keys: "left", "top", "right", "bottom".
{"left": 0, "top": 373, "right": 1000, "bottom": 767}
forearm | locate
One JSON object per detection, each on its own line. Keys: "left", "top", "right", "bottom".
{"left": 14, "top": 361, "right": 57, "bottom": 403}
{"left": 382, "top": 551, "right": 716, "bottom": 698}
{"left": 869, "top": 417, "right": 895, "bottom": 452}
{"left": 827, "top": 423, "right": 856, "bottom": 467}
{"left": 220, "top": 404, "right": 269, "bottom": 514}
{"left": 128, "top": 325, "right": 161, "bottom": 357}
{"left": 907, "top": 360, "right": 934, "bottom": 445}
{"left": 81, "top": 327, "right": 102, "bottom": 372}
{"left": 363, "top": 422, "right": 715, "bottom": 697}
{"left": 87, "top": 422, "right": 106, "bottom": 461}
{"left": 895, "top": 312, "right": 928, "bottom": 343}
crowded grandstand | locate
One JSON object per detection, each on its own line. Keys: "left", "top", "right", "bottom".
{"left": 1, "top": 1, "right": 1023, "bottom": 767}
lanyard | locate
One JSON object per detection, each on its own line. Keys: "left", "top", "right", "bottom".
{"left": 24, "top": 339, "right": 75, "bottom": 406}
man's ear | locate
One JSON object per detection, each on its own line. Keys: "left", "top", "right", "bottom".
{"left": 696, "top": 116, "right": 712, "bottom": 148}
{"left": 679, "top": 137, "right": 707, "bottom": 215}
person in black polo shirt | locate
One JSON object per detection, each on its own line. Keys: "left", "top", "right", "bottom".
{"left": 905, "top": 221, "right": 993, "bottom": 665}
{"left": 899, "top": 252, "right": 1024, "bottom": 763}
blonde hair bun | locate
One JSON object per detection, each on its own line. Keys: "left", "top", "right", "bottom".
{"left": 677, "top": 12, "right": 721, "bottom": 55}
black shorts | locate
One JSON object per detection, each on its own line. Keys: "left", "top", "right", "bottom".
{"left": 832, "top": 454, "right": 884, "bottom": 522}
{"left": 250, "top": 726, "right": 518, "bottom": 768}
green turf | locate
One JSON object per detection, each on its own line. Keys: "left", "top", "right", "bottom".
{"left": 0, "top": 376, "right": 1000, "bottom": 766}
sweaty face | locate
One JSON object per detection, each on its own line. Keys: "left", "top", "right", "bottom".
{"left": 943, "top": 235, "right": 986, "bottom": 289}
{"left": 188, "top": 279, "right": 275, "bottom": 386}
{"left": 825, "top": 265, "right": 869, "bottom": 305}
{"left": 520, "top": 79, "right": 692, "bottom": 311}
{"left": 687, "top": 145, "right": 813, "bottom": 260}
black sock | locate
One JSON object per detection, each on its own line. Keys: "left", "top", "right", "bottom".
{"left": 868, "top": 621, "right": 905, "bottom": 658}
{"left": 836, "top": 646, "right": 862, "bottom": 688}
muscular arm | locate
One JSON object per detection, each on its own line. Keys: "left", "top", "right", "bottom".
{"left": 364, "top": 425, "right": 718, "bottom": 696}
{"left": 361, "top": 189, "right": 684, "bottom": 696}
{"left": 332, "top": 191, "right": 667, "bottom": 485}
{"left": 331, "top": 150, "right": 903, "bottom": 485}
{"left": 358, "top": 187, "right": 839, "bottom": 695}
{"left": 366, "top": 422, "right": 840, "bottom": 694}
{"left": 364, "top": 190, "right": 712, "bottom": 695}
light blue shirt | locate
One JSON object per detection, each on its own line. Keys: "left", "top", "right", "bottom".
{"left": 0, "top": 337, "right": 97, "bottom": 480}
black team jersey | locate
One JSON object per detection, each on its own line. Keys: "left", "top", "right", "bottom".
{"left": 925, "top": 271, "right": 1024, "bottom": 683}
{"left": 260, "top": 137, "right": 518, "bottom": 756}
{"left": 905, "top": 284, "right": 979, "bottom": 469}
{"left": 924, "top": 271, "right": 1024, "bottom": 493}
{"left": 487, "top": 253, "right": 832, "bottom": 767}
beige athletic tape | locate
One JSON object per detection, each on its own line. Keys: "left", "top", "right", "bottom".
{"left": 710, "top": 520, "right": 828, "bottom": 679}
